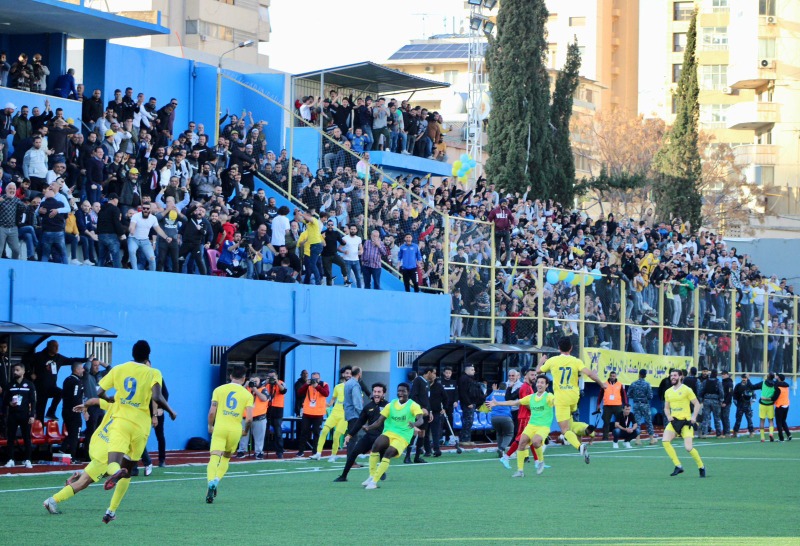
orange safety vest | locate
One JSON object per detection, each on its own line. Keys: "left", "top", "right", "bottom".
{"left": 251, "top": 387, "right": 268, "bottom": 417}
{"left": 603, "top": 382, "right": 623, "bottom": 406}
{"left": 303, "top": 385, "right": 326, "bottom": 417}
{"left": 775, "top": 385, "right": 789, "bottom": 407}
{"left": 267, "top": 381, "right": 286, "bottom": 409}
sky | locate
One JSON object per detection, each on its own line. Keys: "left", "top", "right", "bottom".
{"left": 262, "top": 0, "right": 466, "bottom": 74}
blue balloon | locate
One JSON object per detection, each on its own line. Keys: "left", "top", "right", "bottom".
{"left": 460, "top": 153, "right": 470, "bottom": 163}
{"left": 591, "top": 268, "right": 602, "bottom": 281}
{"left": 564, "top": 272, "right": 575, "bottom": 284}
{"left": 468, "top": 159, "right": 477, "bottom": 168}
{"left": 546, "top": 269, "right": 559, "bottom": 285}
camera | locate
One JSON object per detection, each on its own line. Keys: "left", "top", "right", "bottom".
{"left": 248, "top": 379, "right": 258, "bottom": 388}
{"left": 268, "top": 376, "right": 277, "bottom": 385}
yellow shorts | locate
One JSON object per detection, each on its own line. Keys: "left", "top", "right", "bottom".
{"left": 383, "top": 431, "right": 410, "bottom": 457}
{"left": 554, "top": 391, "right": 579, "bottom": 422}
{"left": 521, "top": 425, "right": 551, "bottom": 442}
{"left": 210, "top": 427, "right": 242, "bottom": 454}
{"left": 106, "top": 419, "right": 148, "bottom": 460}
{"left": 665, "top": 422, "right": 694, "bottom": 439}
{"left": 759, "top": 405, "right": 775, "bottom": 420}
{"left": 324, "top": 412, "right": 347, "bottom": 433}
{"left": 84, "top": 433, "right": 111, "bottom": 481}
{"left": 83, "top": 460, "right": 107, "bottom": 483}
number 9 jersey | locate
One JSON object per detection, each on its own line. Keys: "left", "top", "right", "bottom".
{"left": 99, "top": 361, "right": 164, "bottom": 434}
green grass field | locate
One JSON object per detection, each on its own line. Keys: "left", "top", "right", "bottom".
{"left": 1, "top": 438, "right": 798, "bottom": 545}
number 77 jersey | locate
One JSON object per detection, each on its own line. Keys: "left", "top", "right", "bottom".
{"left": 99, "top": 361, "right": 163, "bottom": 434}
{"left": 540, "top": 354, "right": 584, "bottom": 395}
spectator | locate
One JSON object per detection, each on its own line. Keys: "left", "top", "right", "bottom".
{"left": 612, "top": 404, "right": 639, "bottom": 449}
{"left": 487, "top": 198, "right": 515, "bottom": 265}
{"left": 341, "top": 224, "right": 363, "bottom": 288}
{"left": 321, "top": 218, "right": 347, "bottom": 286}
{"left": 295, "top": 372, "right": 329, "bottom": 458}
{"left": 0, "top": 52, "right": 9, "bottom": 87}
{"left": 237, "top": 374, "right": 269, "bottom": 459}
{"left": 9, "top": 53, "right": 32, "bottom": 92}
{"left": 30, "top": 340, "right": 85, "bottom": 420}
{"left": 30, "top": 53, "right": 49, "bottom": 93}
{"left": 96, "top": 193, "right": 125, "bottom": 268}
{"left": 361, "top": 229, "right": 387, "bottom": 290}
{"left": 60, "top": 362, "right": 85, "bottom": 461}
{"left": 37, "top": 186, "right": 69, "bottom": 264}
{"left": 598, "top": 371, "right": 627, "bottom": 441}
{"left": 293, "top": 369, "right": 308, "bottom": 416}
{"left": 397, "top": 232, "right": 422, "bottom": 293}
{"left": 0, "top": 181, "right": 26, "bottom": 259}
{"left": 264, "top": 369, "right": 287, "bottom": 458}
{"left": 52, "top": 68, "right": 77, "bottom": 99}
{"left": 217, "top": 231, "right": 248, "bottom": 278}
{"left": 3, "top": 363, "right": 36, "bottom": 469}
{"left": 81, "top": 357, "right": 110, "bottom": 449}
{"left": 732, "top": 373, "right": 755, "bottom": 437}
{"left": 487, "top": 382, "right": 514, "bottom": 454}
{"left": 458, "top": 364, "right": 481, "bottom": 445}
{"left": 270, "top": 205, "right": 291, "bottom": 253}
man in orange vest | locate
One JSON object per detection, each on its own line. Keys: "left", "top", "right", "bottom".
{"left": 597, "top": 371, "right": 627, "bottom": 441}
{"left": 236, "top": 373, "right": 269, "bottom": 459}
{"left": 295, "top": 371, "right": 329, "bottom": 458}
{"left": 265, "top": 369, "right": 288, "bottom": 458}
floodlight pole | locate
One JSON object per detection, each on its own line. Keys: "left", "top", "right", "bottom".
{"left": 466, "top": 2, "right": 487, "bottom": 186}
{"left": 215, "top": 40, "right": 255, "bottom": 145}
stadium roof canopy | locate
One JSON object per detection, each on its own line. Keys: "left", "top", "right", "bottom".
{"left": 0, "top": 322, "right": 117, "bottom": 358}
{"left": 0, "top": 0, "right": 169, "bottom": 39}
{"left": 294, "top": 62, "right": 450, "bottom": 95}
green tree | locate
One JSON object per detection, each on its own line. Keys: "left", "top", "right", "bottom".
{"left": 486, "top": 0, "right": 553, "bottom": 195}
{"left": 550, "top": 39, "right": 582, "bottom": 205}
{"left": 653, "top": 10, "right": 703, "bottom": 228}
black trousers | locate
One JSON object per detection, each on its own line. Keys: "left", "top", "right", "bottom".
{"left": 401, "top": 268, "right": 419, "bottom": 292}
{"left": 341, "top": 432, "right": 378, "bottom": 478}
{"left": 602, "top": 405, "right": 624, "bottom": 440}
{"left": 157, "top": 238, "right": 180, "bottom": 272}
{"left": 443, "top": 407, "right": 455, "bottom": 441}
{"left": 6, "top": 412, "right": 32, "bottom": 461}
{"left": 299, "top": 415, "right": 323, "bottom": 454}
{"left": 775, "top": 406, "right": 791, "bottom": 440}
{"left": 430, "top": 412, "right": 443, "bottom": 455}
{"left": 62, "top": 414, "right": 82, "bottom": 458}
{"left": 154, "top": 414, "right": 166, "bottom": 463}
{"left": 179, "top": 242, "right": 207, "bottom": 275}
{"left": 267, "top": 409, "right": 284, "bottom": 456}
{"left": 405, "top": 421, "right": 430, "bottom": 458}
{"left": 36, "top": 383, "right": 61, "bottom": 419}
{"left": 84, "top": 405, "right": 104, "bottom": 452}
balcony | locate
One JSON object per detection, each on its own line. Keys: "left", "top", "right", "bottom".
{"left": 732, "top": 144, "right": 779, "bottom": 167}
{"left": 726, "top": 102, "right": 780, "bottom": 131}
{"left": 729, "top": 60, "right": 776, "bottom": 90}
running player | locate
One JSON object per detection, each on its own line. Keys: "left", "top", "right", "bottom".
{"left": 751, "top": 373, "right": 780, "bottom": 442}
{"left": 499, "top": 367, "right": 536, "bottom": 469}
{"left": 206, "top": 364, "right": 254, "bottom": 503}
{"left": 96, "top": 341, "right": 177, "bottom": 523}
{"left": 43, "top": 397, "right": 114, "bottom": 514}
{"left": 535, "top": 337, "right": 606, "bottom": 464}
{"left": 311, "top": 367, "right": 351, "bottom": 462}
{"left": 488, "top": 375, "right": 553, "bottom": 477}
{"left": 662, "top": 369, "right": 706, "bottom": 477}
{"left": 333, "top": 383, "right": 388, "bottom": 482}
{"left": 360, "top": 383, "right": 424, "bottom": 490}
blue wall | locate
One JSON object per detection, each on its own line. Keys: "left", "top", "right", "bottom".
{"left": 0, "top": 261, "right": 449, "bottom": 451}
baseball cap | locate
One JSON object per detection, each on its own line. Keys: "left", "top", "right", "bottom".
{"left": 104, "top": 129, "right": 115, "bottom": 137}
{"left": 129, "top": 168, "right": 139, "bottom": 175}
{"left": 4, "top": 102, "right": 15, "bottom": 110}
{"left": 107, "top": 192, "right": 119, "bottom": 200}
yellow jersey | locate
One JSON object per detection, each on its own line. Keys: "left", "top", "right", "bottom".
{"left": 331, "top": 383, "right": 345, "bottom": 417}
{"left": 540, "top": 354, "right": 583, "bottom": 394}
{"left": 302, "top": 217, "right": 323, "bottom": 245}
{"left": 99, "top": 361, "right": 163, "bottom": 433}
{"left": 665, "top": 384, "right": 696, "bottom": 420}
{"left": 92, "top": 398, "right": 114, "bottom": 445}
{"left": 212, "top": 383, "right": 254, "bottom": 431}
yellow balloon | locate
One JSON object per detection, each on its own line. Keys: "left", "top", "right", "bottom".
{"left": 558, "top": 270, "right": 569, "bottom": 281}
{"left": 570, "top": 275, "right": 582, "bottom": 286}
{"left": 453, "top": 160, "right": 463, "bottom": 170}
{"left": 584, "top": 275, "right": 594, "bottom": 286}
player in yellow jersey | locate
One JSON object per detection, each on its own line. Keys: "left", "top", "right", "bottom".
{"left": 361, "top": 383, "right": 424, "bottom": 490}
{"left": 535, "top": 337, "right": 606, "bottom": 464}
{"left": 43, "top": 397, "right": 116, "bottom": 514}
{"left": 312, "top": 367, "right": 352, "bottom": 463}
{"left": 663, "top": 369, "right": 706, "bottom": 478}
{"left": 206, "top": 364, "right": 254, "bottom": 503}
{"left": 96, "top": 340, "right": 177, "bottom": 523}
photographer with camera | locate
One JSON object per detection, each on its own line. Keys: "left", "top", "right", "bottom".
{"left": 295, "top": 372, "right": 329, "bottom": 458}
{"left": 264, "top": 370, "right": 287, "bottom": 458}
{"left": 237, "top": 374, "right": 269, "bottom": 459}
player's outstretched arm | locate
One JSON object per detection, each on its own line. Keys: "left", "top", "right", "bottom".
{"left": 487, "top": 398, "right": 520, "bottom": 408}
{"left": 581, "top": 367, "right": 607, "bottom": 390}
{"left": 363, "top": 415, "right": 386, "bottom": 433}
{"left": 151, "top": 383, "right": 177, "bottom": 420}
{"left": 533, "top": 354, "right": 548, "bottom": 375}
{"left": 95, "top": 387, "right": 114, "bottom": 404}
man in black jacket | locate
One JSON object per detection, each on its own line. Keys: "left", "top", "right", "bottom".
{"left": 3, "top": 363, "right": 37, "bottom": 468}
{"left": 683, "top": 367, "right": 699, "bottom": 396}
{"left": 61, "top": 362, "right": 85, "bottom": 461}
{"left": 458, "top": 365, "right": 480, "bottom": 445}
{"left": 31, "top": 340, "right": 86, "bottom": 420}
{"left": 333, "top": 383, "right": 388, "bottom": 483}
{"left": 429, "top": 376, "right": 447, "bottom": 457}
{"left": 96, "top": 193, "right": 125, "bottom": 268}
{"left": 440, "top": 366, "right": 458, "bottom": 444}
{"left": 404, "top": 366, "right": 434, "bottom": 464}
{"left": 179, "top": 204, "right": 209, "bottom": 275}
{"left": 721, "top": 370, "right": 734, "bottom": 437}
{"left": 732, "top": 374, "right": 755, "bottom": 437}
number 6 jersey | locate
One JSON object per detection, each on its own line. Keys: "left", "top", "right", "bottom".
{"left": 99, "top": 361, "right": 163, "bottom": 434}
{"left": 211, "top": 382, "right": 254, "bottom": 431}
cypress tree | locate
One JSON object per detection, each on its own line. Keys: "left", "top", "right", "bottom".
{"left": 550, "top": 39, "right": 582, "bottom": 206}
{"left": 653, "top": 10, "right": 703, "bottom": 227}
{"left": 486, "top": 0, "right": 552, "bottom": 195}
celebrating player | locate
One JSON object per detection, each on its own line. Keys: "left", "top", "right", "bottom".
{"left": 662, "top": 369, "right": 706, "bottom": 478}
{"left": 488, "top": 375, "right": 554, "bottom": 477}
{"left": 535, "top": 337, "right": 606, "bottom": 464}
{"left": 360, "top": 383, "right": 424, "bottom": 490}
{"left": 43, "top": 397, "right": 115, "bottom": 514}
{"left": 311, "top": 367, "right": 351, "bottom": 462}
{"left": 206, "top": 364, "right": 254, "bottom": 503}
{"left": 96, "top": 341, "right": 177, "bottom": 523}
{"left": 333, "top": 383, "right": 389, "bottom": 482}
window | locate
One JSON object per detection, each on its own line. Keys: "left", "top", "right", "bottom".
{"left": 185, "top": 20, "right": 198, "bottom": 35}
{"left": 702, "top": 27, "right": 728, "bottom": 50}
{"left": 569, "top": 16, "right": 586, "bottom": 27}
{"left": 198, "top": 21, "right": 234, "bottom": 42}
{"left": 673, "top": 1, "right": 694, "bottom": 21}
{"left": 584, "top": 88, "right": 593, "bottom": 104}
{"left": 711, "top": 0, "right": 729, "bottom": 11}
{"left": 759, "top": 0, "right": 776, "bottom": 16}
{"left": 673, "top": 32, "right": 687, "bottom": 52}
{"left": 754, "top": 166, "right": 774, "bottom": 185}
{"left": 672, "top": 63, "right": 683, "bottom": 83}
{"left": 700, "top": 104, "right": 730, "bottom": 124}
{"left": 758, "top": 38, "right": 776, "bottom": 58}
{"left": 443, "top": 70, "right": 459, "bottom": 84}
{"left": 700, "top": 65, "right": 728, "bottom": 90}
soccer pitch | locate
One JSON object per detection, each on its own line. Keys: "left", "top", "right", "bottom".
{"left": 1, "top": 439, "right": 797, "bottom": 545}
